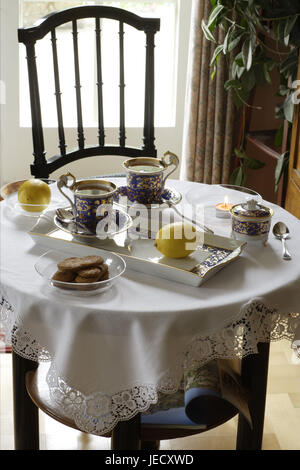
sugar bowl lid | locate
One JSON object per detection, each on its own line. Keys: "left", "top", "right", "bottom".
{"left": 230, "top": 198, "right": 273, "bottom": 219}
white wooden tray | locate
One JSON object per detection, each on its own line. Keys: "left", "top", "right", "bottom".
{"left": 29, "top": 213, "right": 246, "bottom": 287}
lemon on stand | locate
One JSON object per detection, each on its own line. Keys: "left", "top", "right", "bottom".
{"left": 154, "top": 222, "right": 197, "bottom": 258}
{"left": 18, "top": 179, "right": 51, "bottom": 212}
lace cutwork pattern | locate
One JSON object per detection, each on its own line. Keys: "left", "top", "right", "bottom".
{"left": 1, "top": 289, "right": 299, "bottom": 436}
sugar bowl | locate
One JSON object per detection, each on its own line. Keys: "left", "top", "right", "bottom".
{"left": 230, "top": 199, "right": 273, "bottom": 244}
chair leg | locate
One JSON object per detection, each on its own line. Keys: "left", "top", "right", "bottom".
{"left": 236, "top": 342, "right": 270, "bottom": 450}
{"left": 141, "top": 440, "right": 160, "bottom": 450}
{"left": 12, "top": 351, "right": 39, "bottom": 450}
{"left": 111, "top": 413, "right": 141, "bottom": 450}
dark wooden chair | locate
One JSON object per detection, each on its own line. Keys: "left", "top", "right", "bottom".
{"left": 18, "top": 5, "right": 160, "bottom": 179}
{"left": 24, "top": 359, "right": 238, "bottom": 450}
{"left": 12, "top": 343, "right": 271, "bottom": 450}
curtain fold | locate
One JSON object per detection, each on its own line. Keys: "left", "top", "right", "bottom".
{"left": 181, "top": 0, "right": 236, "bottom": 184}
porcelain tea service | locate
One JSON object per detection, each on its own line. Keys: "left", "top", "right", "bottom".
{"left": 57, "top": 172, "right": 117, "bottom": 232}
{"left": 123, "top": 151, "right": 179, "bottom": 204}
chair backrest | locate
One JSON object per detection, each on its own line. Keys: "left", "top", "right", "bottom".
{"left": 18, "top": 5, "right": 160, "bottom": 178}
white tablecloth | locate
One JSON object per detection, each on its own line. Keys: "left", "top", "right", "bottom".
{"left": 1, "top": 179, "right": 300, "bottom": 435}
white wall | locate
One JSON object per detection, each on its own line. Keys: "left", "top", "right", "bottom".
{"left": 0, "top": 0, "right": 192, "bottom": 186}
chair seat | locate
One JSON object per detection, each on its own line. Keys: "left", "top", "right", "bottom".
{"left": 25, "top": 363, "right": 238, "bottom": 442}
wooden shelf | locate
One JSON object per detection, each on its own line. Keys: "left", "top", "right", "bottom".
{"left": 246, "top": 130, "right": 282, "bottom": 160}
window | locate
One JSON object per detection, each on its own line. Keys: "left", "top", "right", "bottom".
{"left": 19, "top": 0, "right": 179, "bottom": 128}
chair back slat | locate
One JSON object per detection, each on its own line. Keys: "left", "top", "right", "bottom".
{"left": 143, "top": 31, "right": 155, "bottom": 154}
{"left": 50, "top": 29, "right": 67, "bottom": 156}
{"left": 95, "top": 17, "right": 105, "bottom": 147}
{"left": 72, "top": 19, "right": 85, "bottom": 150}
{"left": 25, "top": 41, "right": 47, "bottom": 172}
{"left": 119, "top": 21, "right": 126, "bottom": 148}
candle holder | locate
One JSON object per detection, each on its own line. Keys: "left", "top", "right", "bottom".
{"left": 215, "top": 196, "right": 233, "bottom": 219}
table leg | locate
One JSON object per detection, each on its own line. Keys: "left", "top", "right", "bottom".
{"left": 12, "top": 351, "right": 39, "bottom": 450}
{"left": 236, "top": 342, "right": 270, "bottom": 450}
{"left": 111, "top": 413, "right": 141, "bottom": 450}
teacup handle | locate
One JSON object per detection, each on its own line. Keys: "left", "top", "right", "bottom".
{"left": 57, "top": 172, "right": 77, "bottom": 214}
{"left": 161, "top": 151, "right": 179, "bottom": 185}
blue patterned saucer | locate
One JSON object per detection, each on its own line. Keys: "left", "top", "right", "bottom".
{"left": 113, "top": 186, "right": 182, "bottom": 209}
{"left": 54, "top": 206, "right": 132, "bottom": 239}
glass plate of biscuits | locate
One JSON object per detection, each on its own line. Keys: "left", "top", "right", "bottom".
{"left": 35, "top": 250, "right": 126, "bottom": 296}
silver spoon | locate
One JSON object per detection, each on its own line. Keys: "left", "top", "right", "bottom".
{"left": 160, "top": 198, "right": 214, "bottom": 234}
{"left": 273, "top": 222, "right": 291, "bottom": 260}
{"left": 55, "top": 208, "right": 94, "bottom": 235}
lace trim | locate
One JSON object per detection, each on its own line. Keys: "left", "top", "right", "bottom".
{"left": 1, "top": 289, "right": 299, "bottom": 436}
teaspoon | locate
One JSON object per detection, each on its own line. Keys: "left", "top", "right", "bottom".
{"left": 273, "top": 222, "right": 291, "bottom": 260}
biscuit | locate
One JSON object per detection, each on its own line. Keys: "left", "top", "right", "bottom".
{"left": 76, "top": 267, "right": 102, "bottom": 278}
{"left": 75, "top": 274, "right": 102, "bottom": 283}
{"left": 57, "top": 255, "right": 104, "bottom": 272}
{"left": 52, "top": 270, "right": 76, "bottom": 282}
{"left": 98, "top": 263, "right": 109, "bottom": 279}
{"left": 100, "top": 272, "right": 109, "bottom": 281}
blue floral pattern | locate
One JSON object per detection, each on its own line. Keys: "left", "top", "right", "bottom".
{"left": 232, "top": 219, "right": 271, "bottom": 236}
{"left": 127, "top": 172, "right": 164, "bottom": 204}
{"left": 190, "top": 245, "right": 232, "bottom": 277}
{"left": 75, "top": 194, "right": 113, "bottom": 231}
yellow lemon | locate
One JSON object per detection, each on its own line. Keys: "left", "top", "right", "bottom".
{"left": 18, "top": 179, "right": 51, "bottom": 212}
{"left": 154, "top": 222, "right": 197, "bottom": 258}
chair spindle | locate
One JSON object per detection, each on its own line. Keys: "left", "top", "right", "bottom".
{"left": 119, "top": 21, "right": 126, "bottom": 148}
{"left": 50, "top": 29, "right": 67, "bottom": 156}
{"left": 25, "top": 41, "right": 47, "bottom": 176}
{"left": 72, "top": 20, "right": 85, "bottom": 150}
{"left": 95, "top": 17, "right": 105, "bottom": 147}
{"left": 143, "top": 31, "right": 156, "bottom": 153}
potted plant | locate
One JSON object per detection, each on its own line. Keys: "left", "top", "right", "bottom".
{"left": 202, "top": 0, "right": 300, "bottom": 191}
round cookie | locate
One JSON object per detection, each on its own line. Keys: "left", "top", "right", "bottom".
{"left": 52, "top": 270, "right": 76, "bottom": 282}
{"left": 97, "top": 263, "right": 109, "bottom": 280}
{"left": 58, "top": 255, "right": 104, "bottom": 272}
{"left": 76, "top": 267, "right": 102, "bottom": 279}
{"left": 75, "top": 274, "right": 102, "bottom": 283}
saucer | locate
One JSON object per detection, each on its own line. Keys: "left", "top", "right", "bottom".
{"left": 54, "top": 207, "right": 132, "bottom": 239}
{"left": 113, "top": 186, "right": 182, "bottom": 209}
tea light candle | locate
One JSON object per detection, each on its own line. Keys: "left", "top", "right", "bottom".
{"left": 216, "top": 196, "right": 233, "bottom": 218}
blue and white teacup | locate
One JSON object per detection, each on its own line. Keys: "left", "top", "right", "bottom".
{"left": 57, "top": 172, "right": 117, "bottom": 232}
{"left": 123, "top": 151, "right": 179, "bottom": 204}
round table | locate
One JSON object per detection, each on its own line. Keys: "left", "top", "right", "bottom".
{"left": 1, "top": 178, "right": 300, "bottom": 448}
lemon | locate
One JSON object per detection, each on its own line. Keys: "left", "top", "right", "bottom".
{"left": 18, "top": 179, "right": 51, "bottom": 212}
{"left": 154, "top": 222, "right": 197, "bottom": 258}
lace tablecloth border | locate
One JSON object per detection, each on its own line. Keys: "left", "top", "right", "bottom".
{"left": 1, "top": 287, "right": 299, "bottom": 436}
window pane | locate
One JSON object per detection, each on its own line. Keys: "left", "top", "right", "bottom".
{"left": 19, "top": 0, "right": 178, "bottom": 128}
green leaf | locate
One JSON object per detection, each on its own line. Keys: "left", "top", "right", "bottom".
{"left": 210, "top": 44, "right": 224, "bottom": 67}
{"left": 284, "top": 16, "right": 298, "bottom": 39}
{"left": 242, "top": 39, "right": 253, "bottom": 71}
{"left": 230, "top": 166, "right": 244, "bottom": 186}
{"left": 263, "top": 63, "right": 272, "bottom": 84}
{"left": 283, "top": 94, "right": 294, "bottom": 123}
{"left": 234, "top": 149, "right": 248, "bottom": 160}
{"left": 241, "top": 69, "right": 256, "bottom": 91}
{"left": 207, "top": 4, "right": 224, "bottom": 28}
{"left": 234, "top": 149, "right": 265, "bottom": 169}
{"left": 234, "top": 52, "right": 244, "bottom": 67}
{"left": 275, "top": 151, "right": 289, "bottom": 192}
{"left": 223, "top": 24, "right": 234, "bottom": 54}
{"left": 274, "top": 124, "right": 284, "bottom": 148}
{"left": 245, "top": 157, "right": 265, "bottom": 170}
{"left": 201, "top": 19, "right": 216, "bottom": 43}
{"left": 211, "top": 66, "right": 217, "bottom": 80}
{"left": 228, "top": 30, "right": 244, "bottom": 52}
{"left": 224, "top": 79, "right": 242, "bottom": 91}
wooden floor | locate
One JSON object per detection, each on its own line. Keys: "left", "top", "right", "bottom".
{"left": 1, "top": 341, "right": 300, "bottom": 450}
